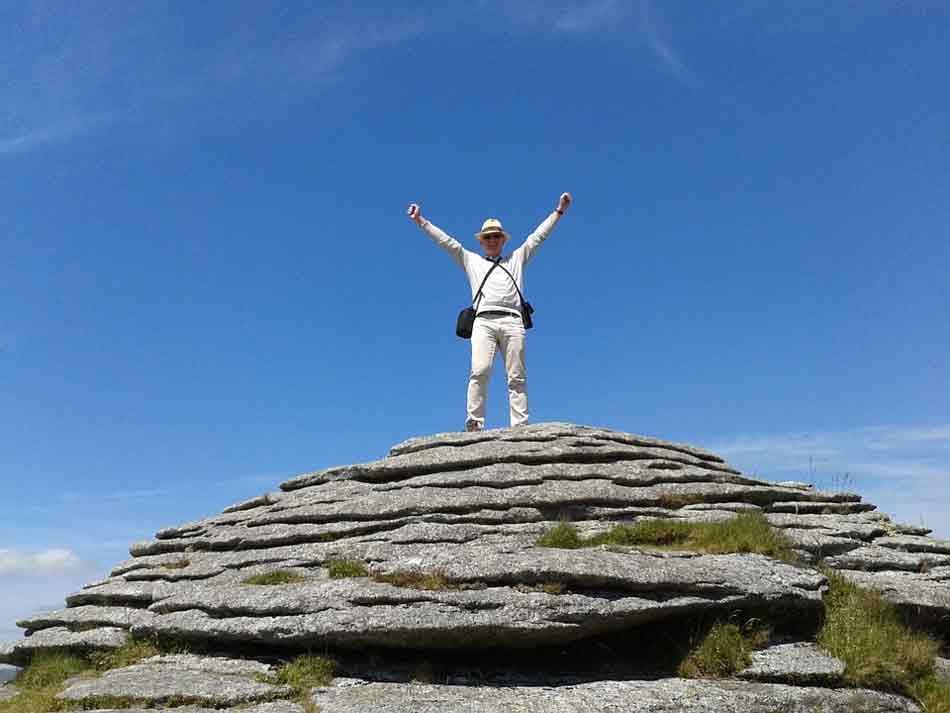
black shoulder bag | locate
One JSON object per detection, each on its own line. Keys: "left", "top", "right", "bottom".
{"left": 456, "top": 259, "right": 535, "bottom": 339}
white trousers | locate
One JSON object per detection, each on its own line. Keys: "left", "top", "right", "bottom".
{"left": 467, "top": 314, "right": 527, "bottom": 428}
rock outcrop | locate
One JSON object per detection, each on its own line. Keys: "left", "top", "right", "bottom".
{"left": 2, "top": 423, "right": 947, "bottom": 712}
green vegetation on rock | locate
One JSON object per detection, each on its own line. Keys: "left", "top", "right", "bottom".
{"left": 818, "top": 572, "right": 950, "bottom": 711}
{"left": 372, "top": 571, "right": 458, "bottom": 591}
{"left": 326, "top": 559, "right": 368, "bottom": 579}
{"left": 89, "top": 639, "right": 161, "bottom": 670}
{"left": 242, "top": 570, "right": 310, "bottom": 585}
{"left": 536, "top": 521, "right": 584, "bottom": 549}
{"left": 678, "top": 621, "right": 770, "bottom": 679}
{"left": 0, "top": 651, "right": 89, "bottom": 713}
{"left": 536, "top": 513, "right": 797, "bottom": 561}
{"left": 273, "top": 654, "right": 336, "bottom": 689}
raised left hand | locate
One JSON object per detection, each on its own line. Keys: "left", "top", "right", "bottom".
{"left": 557, "top": 192, "right": 572, "bottom": 213}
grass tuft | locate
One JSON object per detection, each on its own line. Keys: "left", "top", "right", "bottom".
{"left": 587, "top": 519, "right": 694, "bottom": 547}
{"left": 515, "top": 581, "right": 566, "bottom": 595}
{"left": 273, "top": 655, "right": 336, "bottom": 690}
{"left": 818, "top": 572, "right": 948, "bottom": 710}
{"left": 13, "top": 652, "right": 89, "bottom": 691}
{"left": 89, "top": 639, "right": 161, "bottom": 670}
{"left": 536, "top": 521, "right": 583, "bottom": 549}
{"left": 372, "top": 571, "right": 457, "bottom": 590}
{"left": 163, "top": 558, "right": 190, "bottom": 570}
{"left": 242, "top": 570, "right": 309, "bottom": 586}
{"left": 0, "top": 652, "right": 91, "bottom": 713}
{"left": 677, "top": 621, "right": 770, "bottom": 679}
{"left": 537, "top": 513, "right": 797, "bottom": 561}
{"left": 326, "top": 559, "right": 368, "bottom": 579}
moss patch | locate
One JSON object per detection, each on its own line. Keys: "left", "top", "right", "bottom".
{"left": 242, "top": 570, "right": 310, "bottom": 586}
{"left": 372, "top": 571, "right": 459, "bottom": 591}
{"left": 326, "top": 559, "right": 368, "bottom": 579}
{"left": 536, "top": 521, "right": 583, "bottom": 549}
{"left": 536, "top": 513, "right": 797, "bottom": 561}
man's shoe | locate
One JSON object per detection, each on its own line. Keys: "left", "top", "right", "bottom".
{"left": 465, "top": 420, "right": 482, "bottom": 432}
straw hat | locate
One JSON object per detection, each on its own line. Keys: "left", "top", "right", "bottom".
{"left": 475, "top": 218, "right": 510, "bottom": 240}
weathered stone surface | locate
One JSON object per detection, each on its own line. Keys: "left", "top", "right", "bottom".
{"left": 310, "top": 678, "right": 921, "bottom": 712}
{"left": 129, "top": 547, "right": 823, "bottom": 651}
{"left": 875, "top": 535, "right": 950, "bottom": 555}
{"left": 767, "top": 501, "right": 875, "bottom": 514}
{"left": 222, "top": 492, "right": 285, "bottom": 514}
{"left": 388, "top": 423, "right": 727, "bottom": 460}
{"left": 0, "top": 683, "right": 18, "bottom": 702}
{"left": 823, "top": 545, "right": 950, "bottom": 572}
{"left": 0, "top": 627, "right": 128, "bottom": 666}
{"left": 838, "top": 570, "right": 950, "bottom": 623}
{"left": 935, "top": 657, "right": 950, "bottom": 683}
{"left": 137, "top": 653, "right": 274, "bottom": 677}
{"left": 766, "top": 513, "right": 890, "bottom": 540}
{"left": 78, "top": 704, "right": 304, "bottom": 713}
{"left": 681, "top": 502, "right": 762, "bottom": 512}
{"left": 17, "top": 604, "right": 155, "bottom": 632}
{"left": 737, "top": 643, "right": 845, "bottom": 685}
{"left": 779, "top": 528, "right": 862, "bottom": 557}
{"left": 57, "top": 655, "right": 290, "bottom": 706}
{"left": 283, "top": 425, "right": 748, "bottom": 490}
{"left": 6, "top": 422, "right": 949, "bottom": 711}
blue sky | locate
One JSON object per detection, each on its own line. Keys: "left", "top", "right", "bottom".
{"left": 2, "top": 1, "right": 949, "bottom": 652}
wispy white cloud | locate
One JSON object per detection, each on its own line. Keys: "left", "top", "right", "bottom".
{"left": 634, "top": 0, "right": 691, "bottom": 84}
{"left": 708, "top": 425, "right": 950, "bottom": 537}
{"left": 491, "top": 0, "right": 691, "bottom": 83}
{"left": 554, "top": 0, "right": 623, "bottom": 34}
{"left": 0, "top": 548, "right": 93, "bottom": 576}
{"left": 0, "top": 5, "right": 429, "bottom": 158}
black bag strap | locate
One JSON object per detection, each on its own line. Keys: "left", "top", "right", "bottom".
{"left": 485, "top": 258, "right": 529, "bottom": 309}
{"left": 471, "top": 260, "right": 501, "bottom": 311}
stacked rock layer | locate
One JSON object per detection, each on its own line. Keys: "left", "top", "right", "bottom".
{"left": 2, "top": 423, "right": 948, "bottom": 712}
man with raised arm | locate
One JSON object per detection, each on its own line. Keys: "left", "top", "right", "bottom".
{"left": 407, "top": 193, "right": 572, "bottom": 432}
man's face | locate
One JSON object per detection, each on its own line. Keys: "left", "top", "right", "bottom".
{"left": 479, "top": 232, "right": 506, "bottom": 257}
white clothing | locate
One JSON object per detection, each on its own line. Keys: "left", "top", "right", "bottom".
{"left": 421, "top": 212, "right": 558, "bottom": 316}
{"left": 421, "top": 212, "right": 560, "bottom": 427}
{"left": 468, "top": 313, "right": 527, "bottom": 428}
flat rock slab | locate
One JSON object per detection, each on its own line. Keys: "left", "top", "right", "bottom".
{"left": 0, "top": 683, "right": 18, "bottom": 702}
{"left": 132, "top": 549, "right": 824, "bottom": 651}
{"left": 738, "top": 643, "right": 845, "bottom": 685}
{"left": 57, "top": 655, "right": 290, "bottom": 706}
{"left": 935, "top": 657, "right": 950, "bottom": 683}
{"left": 310, "top": 678, "right": 921, "bottom": 712}
{"left": 838, "top": 570, "right": 950, "bottom": 624}
{"left": 823, "top": 545, "right": 950, "bottom": 572}
{"left": 0, "top": 626, "right": 128, "bottom": 667}
{"left": 388, "top": 423, "right": 726, "bottom": 461}
{"left": 283, "top": 424, "right": 743, "bottom": 490}
{"left": 875, "top": 535, "right": 950, "bottom": 555}
{"left": 79, "top": 703, "right": 304, "bottom": 713}
{"left": 18, "top": 604, "right": 155, "bottom": 632}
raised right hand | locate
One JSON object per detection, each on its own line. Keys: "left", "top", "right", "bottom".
{"left": 407, "top": 203, "right": 421, "bottom": 221}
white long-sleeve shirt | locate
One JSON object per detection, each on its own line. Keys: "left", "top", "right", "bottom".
{"left": 421, "top": 212, "right": 559, "bottom": 316}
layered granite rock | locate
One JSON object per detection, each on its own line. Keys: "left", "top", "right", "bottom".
{"left": 309, "top": 678, "right": 921, "bottom": 712}
{"left": 737, "top": 642, "right": 846, "bottom": 685}
{"left": 56, "top": 654, "right": 290, "bottom": 707}
{"left": 1, "top": 422, "right": 946, "bottom": 712}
